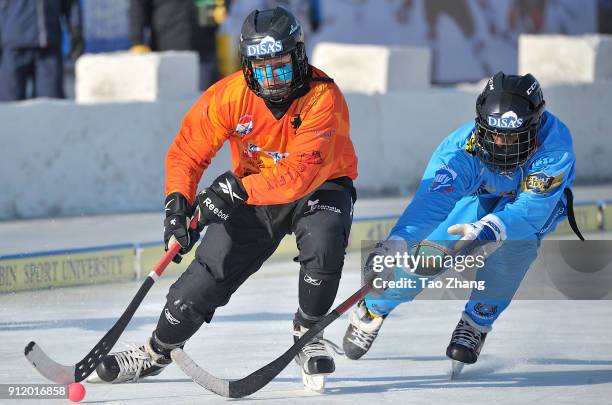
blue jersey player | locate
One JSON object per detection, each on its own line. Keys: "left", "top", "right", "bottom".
{"left": 342, "top": 72, "right": 583, "bottom": 372}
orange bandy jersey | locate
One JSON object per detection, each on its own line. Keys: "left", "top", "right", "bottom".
{"left": 166, "top": 67, "right": 358, "bottom": 205}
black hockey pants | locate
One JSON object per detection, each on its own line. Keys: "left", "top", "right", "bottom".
{"left": 154, "top": 177, "right": 356, "bottom": 346}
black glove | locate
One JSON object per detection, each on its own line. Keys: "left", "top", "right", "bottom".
{"left": 195, "top": 171, "right": 248, "bottom": 227}
{"left": 164, "top": 192, "right": 201, "bottom": 264}
{"left": 363, "top": 242, "right": 392, "bottom": 284}
{"left": 363, "top": 239, "right": 410, "bottom": 295}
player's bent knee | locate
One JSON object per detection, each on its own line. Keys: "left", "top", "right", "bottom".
{"left": 165, "top": 297, "right": 208, "bottom": 326}
{"left": 301, "top": 230, "right": 348, "bottom": 273}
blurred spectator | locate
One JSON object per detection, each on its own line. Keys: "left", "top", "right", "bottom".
{"left": 421, "top": 0, "right": 491, "bottom": 79}
{"left": 216, "top": 0, "right": 320, "bottom": 78}
{"left": 194, "top": 0, "right": 230, "bottom": 90}
{"left": 262, "top": 0, "right": 321, "bottom": 36}
{"left": 128, "top": 0, "right": 197, "bottom": 52}
{"left": 0, "top": 0, "right": 83, "bottom": 101}
{"left": 129, "top": 0, "right": 228, "bottom": 90}
{"left": 508, "top": 0, "right": 547, "bottom": 34}
{"left": 82, "top": 0, "right": 131, "bottom": 53}
{"left": 600, "top": 0, "right": 612, "bottom": 33}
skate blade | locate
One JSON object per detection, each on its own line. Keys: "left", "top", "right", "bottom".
{"left": 302, "top": 372, "right": 327, "bottom": 393}
{"left": 85, "top": 370, "right": 103, "bottom": 383}
{"left": 450, "top": 360, "right": 465, "bottom": 380}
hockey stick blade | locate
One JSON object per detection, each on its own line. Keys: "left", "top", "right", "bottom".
{"left": 25, "top": 276, "right": 156, "bottom": 383}
{"left": 172, "top": 282, "right": 371, "bottom": 398}
{"left": 24, "top": 214, "right": 199, "bottom": 383}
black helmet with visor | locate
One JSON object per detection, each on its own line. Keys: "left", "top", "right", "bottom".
{"left": 239, "top": 6, "right": 309, "bottom": 104}
{"left": 475, "top": 72, "right": 545, "bottom": 174}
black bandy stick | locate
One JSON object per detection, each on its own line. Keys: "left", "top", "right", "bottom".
{"left": 172, "top": 240, "right": 464, "bottom": 397}
{"left": 171, "top": 279, "right": 373, "bottom": 398}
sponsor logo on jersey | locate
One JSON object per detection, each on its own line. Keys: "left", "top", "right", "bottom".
{"left": 430, "top": 165, "right": 458, "bottom": 193}
{"left": 476, "top": 182, "right": 496, "bottom": 195}
{"left": 267, "top": 151, "right": 289, "bottom": 163}
{"left": 235, "top": 114, "right": 253, "bottom": 136}
{"left": 246, "top": 36, "right": 283, "bottom": 57}
{"left": 522, "top": 171, "right": 563, "bottom": 194}
{"left": 475, "top": 182, "right": 517, "bottom": 198}
{"left": 530, "top": 156, "right": 555, "bottom": 170}
{"left": 539, "top": 203, "right": 566, "bottom": 235}
{"left": 246, "top": 143, "right": 288, "bottom": 164}
{"left": 464, "top": 132, "right": 477, "bottom": 156}
{"left": 487, "top": 111, "right": 524, "bottom": 129}
{"left": 297, "top": 150, "right": 323, "bottom": 165}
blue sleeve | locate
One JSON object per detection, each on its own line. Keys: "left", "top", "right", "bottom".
{"left": 389, "top": 133, "right": 478, "bottom": 242}
{"left": 495, "top": 149, "right": 575, "bottom": 239}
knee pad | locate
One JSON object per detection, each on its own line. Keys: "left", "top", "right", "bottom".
{"left": 298, "top": 268, "right": 341, "bottom": 318}
{"left": 154, "top": 299, "right": 208, "bottom": 346}
{"left": 301, "top": 266, "right": 343, "bottom": 282}
{"left": 297, "top": 220, "right": 349, "bottom": 274}
{"left": 166, "top": 297, "right": 208, "bottom": 326}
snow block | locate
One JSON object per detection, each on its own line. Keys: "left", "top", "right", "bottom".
{"left": 76, "top": 51, "right": 199, "bottom": 103}
{"left": 312, "top": 42, "right": 431, "bottom": 94}
{"left": 519, "top": 34, "right": 612, "bottom": 84}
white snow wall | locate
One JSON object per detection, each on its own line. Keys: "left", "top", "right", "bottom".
{"left": 1, "top": 83, "right": 610, "bottom": 220}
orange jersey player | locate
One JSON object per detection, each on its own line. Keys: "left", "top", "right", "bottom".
{"left": 165, "top": 64, "right": 357, "bottom": 205}
{"left": 90, "top": 6, "right": 357, "bottom": 392}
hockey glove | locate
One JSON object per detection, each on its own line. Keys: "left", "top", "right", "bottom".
{"left": 363, "top": 238, "right": 410, "bottom": 295}
{"left": 447, "top": 214, "right": 506, "bottom": 260}
{"left": 164, "top": 192, "right": 201, "bottom": 264}
{"left": 195, "top": 171, "right": 248, "bottom": 227}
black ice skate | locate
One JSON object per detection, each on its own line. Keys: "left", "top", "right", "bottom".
{"left": 293, "top": 322, "right": 341, "bottom": 392}
{"left": 446, "top": 312, "right": 491, "bottom": 379}
{"left": 87, "top": 337, "right": 171, "bottom": 383}
{"left": 342, "top": 299, "right": 386, "bottom": 360}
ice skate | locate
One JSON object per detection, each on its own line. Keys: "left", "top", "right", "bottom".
{"left": 293, "top": 322, "right": 341, "bottom": 392}
{"left": 342, "top": 300, "right": 386, "bottom": 360}
{"left": 446, "top": 312, "right": 490, "bottom": 379}
{"left": 87, "top": 337, "right": 171, "bottom": 383}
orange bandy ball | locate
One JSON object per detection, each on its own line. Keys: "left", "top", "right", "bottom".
{"left": 68, "top": 382, "right": 86, "bottom": 403}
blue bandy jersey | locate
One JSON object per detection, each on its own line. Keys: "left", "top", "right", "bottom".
{"left": 390, "top": 111, "right": 576, "bottom": 241}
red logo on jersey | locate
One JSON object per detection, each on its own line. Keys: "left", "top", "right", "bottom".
{"left": 235, "top": 115, "right": 253, "bottom": 136}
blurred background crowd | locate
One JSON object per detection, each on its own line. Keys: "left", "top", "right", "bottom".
{"left": 1, "top": 0, "right": 611, "bottom": 102}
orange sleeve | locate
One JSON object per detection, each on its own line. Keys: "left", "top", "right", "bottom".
{"left": 165, "top": 84, "right": 230, "bottom": 204}
{"left": 241, "top": 85, "right": 351, "bottom": 205}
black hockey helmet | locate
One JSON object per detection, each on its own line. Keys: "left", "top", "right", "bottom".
{"left": 474, "top": 71, "right": 545, "bottom": 174}
{"left": 239, "top": 6, "right": 309, "bottom": 103}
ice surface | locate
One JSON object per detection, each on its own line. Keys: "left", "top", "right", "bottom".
{"left": 1, "top": 252, "right": 611, "bottom": 404}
